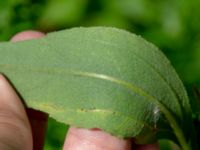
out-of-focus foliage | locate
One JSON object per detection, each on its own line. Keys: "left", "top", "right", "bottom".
{"left": 0, "top": 0, "right": 200, "bottom": 149}
{"left": 44, "top": 118, "right": 68, "bottom": 150}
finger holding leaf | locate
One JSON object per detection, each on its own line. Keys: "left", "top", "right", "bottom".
{"left": 0, "top": 27, "right": 197, "bottom": 150}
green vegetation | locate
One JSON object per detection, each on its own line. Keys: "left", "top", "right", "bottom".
{"left": 0, "top": 0, "right": 199, "bottom": 149}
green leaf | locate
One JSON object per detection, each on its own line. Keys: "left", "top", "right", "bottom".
{"left": 0, "top": 27, "right": 197, "bottom": 150}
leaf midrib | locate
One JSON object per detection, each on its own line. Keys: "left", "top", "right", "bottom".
{"left": 0, "top": 63, "right": 172, "bottom": 109}
{"left": 0, "top": 52, "right": 188, "bottom": 148}
{"left": 92, "top": 38, "right": 184, "bottom": 119}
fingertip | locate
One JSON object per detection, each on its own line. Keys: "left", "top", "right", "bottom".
{"left": 11, "top": 30, "right": 45, "bottom": 42}
{"left": 63, "top": 127, "right": 131, "bottom": 150}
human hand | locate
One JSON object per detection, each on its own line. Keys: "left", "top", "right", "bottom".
{"left": 0, "top": 31, "right": 159, "bottom": 150}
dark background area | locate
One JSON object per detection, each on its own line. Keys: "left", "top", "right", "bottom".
{"left": 0, "top": 0, "right": 200, "bottom": 149}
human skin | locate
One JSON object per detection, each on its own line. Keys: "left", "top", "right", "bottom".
{"left": 0, "top": 31, "right": 159, "bottom": 150}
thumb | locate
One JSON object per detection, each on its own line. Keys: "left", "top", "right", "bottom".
{"left": 0, "top": 75, "right": 32, "bottom": 150}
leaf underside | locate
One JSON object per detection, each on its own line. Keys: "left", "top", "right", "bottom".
{"left": 0, "top": 27, "right": 195, "bottom": 148}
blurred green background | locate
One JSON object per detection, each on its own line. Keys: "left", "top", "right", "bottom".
{"left": 0, "top": 0, "right": 200, "bottom": 149}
